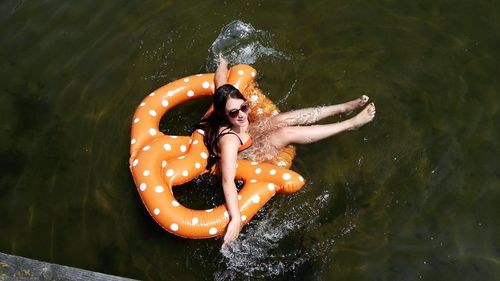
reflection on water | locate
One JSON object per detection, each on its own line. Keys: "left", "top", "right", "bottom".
{"left": 1, "top": 0, "right": 499, "bottom": 280}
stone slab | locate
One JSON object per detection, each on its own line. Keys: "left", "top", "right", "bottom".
{"left": 0, "top": 252, "right": 137, "bottom": 281}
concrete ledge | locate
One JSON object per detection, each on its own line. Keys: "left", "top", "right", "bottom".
{"left": 0, "top": 252, "right": 136, "bottom": 281}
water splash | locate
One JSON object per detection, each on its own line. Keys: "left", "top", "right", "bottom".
{"left": 206, "top": 20, "right": 289, "bottom": 70}
{"left": 213, "top": 189, "right": 356, "bottom": 280}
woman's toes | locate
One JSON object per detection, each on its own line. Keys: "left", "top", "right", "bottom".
{"left": 357, "top": 95, "right": 369, "bottom": 107}
{"left": 361, "top": 95, "right": 369, "bottom": 103}
{"left": 369, "top": 103, "right": 376, "bottom": 116}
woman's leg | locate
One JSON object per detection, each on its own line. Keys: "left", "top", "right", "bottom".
{"left": 269, "top": 103, "right": 376, "bottom": 147}
{"left": 270, "top": 95, "right": 369, "bottom": 127}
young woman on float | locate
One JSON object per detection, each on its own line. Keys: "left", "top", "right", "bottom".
{"left": 198, "top": 57, "right": 376, "bottom": 247}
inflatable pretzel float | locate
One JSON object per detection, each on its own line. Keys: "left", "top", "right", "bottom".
{"left": 129, "top": 65, "right": 306, "bottom": 239}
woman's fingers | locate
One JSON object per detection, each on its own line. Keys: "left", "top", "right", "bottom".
{"left": 219, "top": 54, "right": 228, "bottom": 65}
{"left": 222, "top": 233, "right": 235, "bottom": 248}
{"left": 221, "top": 221, "right": 241, "bottom": 248}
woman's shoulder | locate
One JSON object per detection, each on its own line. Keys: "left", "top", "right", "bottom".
{"left": 217, "top": 126, "right": 241, "bottom": 146}
{"left": 217, "top": 126, "right": 231, "bottom": 134}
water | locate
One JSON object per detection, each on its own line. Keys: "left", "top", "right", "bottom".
{"left": 207, "top": 20, "right": 289, "bottom": 70}
{"left": 1, "top": 1, "right": 499, "bottom": 280}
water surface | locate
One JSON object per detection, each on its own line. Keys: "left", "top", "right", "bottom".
{"left": 1, "top": 0, "right": 499, "bottom": 280}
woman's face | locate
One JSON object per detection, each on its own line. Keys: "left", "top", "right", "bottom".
{"left": 225, "top": 98, "right": 249, "bottom": 128}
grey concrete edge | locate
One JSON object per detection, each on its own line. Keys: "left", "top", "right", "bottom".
{"left": 0, "top": 252, "right": 138, "bottom": 281}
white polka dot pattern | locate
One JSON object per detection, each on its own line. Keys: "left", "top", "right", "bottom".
{"left": 166, "top": 169, "right": 174, "bottom": 177}
{"left": 209, "top": 227, "right": 217, "bottom": 235}
{"left": 130, "top": 66, "right": 306, "bottom": 239}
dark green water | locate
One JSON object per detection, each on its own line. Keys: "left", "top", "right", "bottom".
{"left": 1, "top": 0, "right": 499, "bottom": 280}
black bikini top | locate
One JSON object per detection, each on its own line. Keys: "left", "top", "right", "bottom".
{"left": 206, "top": 127, "right": 253, "bottom": 170}
{"left": 216, "top": 127, "right": 253, "bottom": 152}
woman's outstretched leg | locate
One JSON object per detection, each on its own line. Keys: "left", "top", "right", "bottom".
{"left": 270, "top": 95, "right": 369, "bottom": 126}
{"left": 269, "top": 103, "right": 376, "bottom": 147}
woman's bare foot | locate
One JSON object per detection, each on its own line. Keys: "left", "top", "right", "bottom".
{"left": 342, "top": 95, "right": 370, "bottom": 114}
{"left": 348, "top": 103, "right": 376, "bottom": 130}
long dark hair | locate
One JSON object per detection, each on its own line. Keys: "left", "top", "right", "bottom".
{"left": 198, "top": 84, "right": 246, "bottom": 165}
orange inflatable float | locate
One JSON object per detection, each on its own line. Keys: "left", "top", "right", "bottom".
{"left": 129, "top": 64, "right": 306, "bottom": 239}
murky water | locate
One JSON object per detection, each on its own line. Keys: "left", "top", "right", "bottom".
{"left": 1, "top": 1, "right": 499, "bottom": 280}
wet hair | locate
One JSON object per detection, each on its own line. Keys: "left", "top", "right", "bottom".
{"left": 198, "top": 84, "right": 246, "bottom": 168}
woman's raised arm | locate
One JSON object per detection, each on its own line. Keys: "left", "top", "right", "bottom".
{"left": 214, "top": 56, "right": 229, "bottom": 89}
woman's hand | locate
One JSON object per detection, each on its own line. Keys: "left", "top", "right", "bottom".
{"left": 218, "top": 53, "right": 228, "bottom": 67}
{"left": 222, "top": 217, "right": 241, "bottom": 248}
{"left": 215, "top": 54, "right": 229, "bottom": 89}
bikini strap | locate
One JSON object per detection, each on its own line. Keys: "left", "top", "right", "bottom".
{"left": 206, "top": 127, "right": 243, "bottom": 171}
{"left": 216, "top": 127, "right": 243, "bottom": 145}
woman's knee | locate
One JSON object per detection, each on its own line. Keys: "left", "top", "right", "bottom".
{"left": 269, "top": 127, "right": 298, "bottom": 146}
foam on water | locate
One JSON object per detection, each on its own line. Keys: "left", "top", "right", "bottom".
{"left": 213, "top": 189, "right": 356, "bottom": 280}
{"left": 206, "top": 20, "right": 289, "bottom": 70}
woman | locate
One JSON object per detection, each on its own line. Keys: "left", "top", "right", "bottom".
{"left": 199, "top": 58, "right": 376, "bottom": 247}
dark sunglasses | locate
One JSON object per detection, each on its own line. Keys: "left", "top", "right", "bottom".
{"left": 227, "top": 102, "right": 250, "bottom": 118}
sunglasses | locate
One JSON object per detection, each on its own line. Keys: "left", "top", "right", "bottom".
{"left": 227, "top": 102, "right": 250, "bottom": 118}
